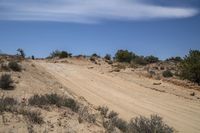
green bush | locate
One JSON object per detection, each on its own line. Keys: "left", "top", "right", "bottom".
{"left": 115, "top": 50, "right": 135, "bottom": 63}
{"left": 8, "top": 61, "right": 22, "bottom": 72}
{"left": 163, "top": 70, "right": 173, "bottom": 78}
{"left": 0, "top": 74, "right": 14, "bottom": 90}
{"left": 127, "top": 115, "right": 174, "bottom": 133}
{"left": 179, "top": 50, "right": 200, "bottom": 84}
{"left": 49, "top": 50, "right": 72, "bottom": 59}
{"left": 145, "top": 55, "right": 159, "bottom": 64}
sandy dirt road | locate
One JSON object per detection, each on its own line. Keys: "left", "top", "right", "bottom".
{"left": 37, "top": 61, "right": 200, "bottom": 133}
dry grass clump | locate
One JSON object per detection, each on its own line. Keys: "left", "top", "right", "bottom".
{"left": 0, "top": 74, "right": 14, "bottom": 90}
{"left": 0, "top": 96, "right": 44, "bottom": 124}
{"left": 163, "top": 70, "right": 173, "bottom": 78}
{"left": 28, "top": 93, "right": 79, "bottom": 112}
{"left": 127, "top": 115, "right": 174, "bottom": 133}
{"left": 99, "top": 106, "right": 174, "bottom": 133}
{"left": 8, "top": 61, "right": 22, "bottom": 72}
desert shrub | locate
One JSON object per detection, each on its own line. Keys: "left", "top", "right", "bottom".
{"left": 111, "top": 117, "right": 128, "bottom": 132}
{"left": 49, "top": 50, "right": 72, "bottom": 59}
{"left": 163, "top": 70, "right": 173, "bottom": 78}
{"left": 108, "top": 111, "right": 118, "bottom": 119}
{"left": 22, "top": 109, "right": 44, "bottom": 124}
{"left": 132, "top": 56, "right": 148, "bottom": 65}
{"left": 28, "top": 94, "right": 79, "bottom": 112}
{"left": 17, "top": 48, "right": 25, "bottom": 58}
{"left": 0, "top": 74, "right": 14, "bottom": 90}
{"left": 92, "top": 53, "right": 100, "bottom": 58}
{"left": 8, "top": 61, "right": 22, "bottom": 72}
{"left": 98, "top": 106, "right": 109, "bottom": 117}
{"left": 103, "top": 119, "right": 115, "bottom": 132}
{"left": 127, "top": 115, "right": 174, "bottom": 133}
{"left": 179, "top": 50, "right": 200, "bottom": 84}
{"left": 78, "top": 106, "right": 96, "bottom": 123}
{"left": 144, "top": 55, "right": 159, "bottom": 64}
{"left": 63, "top": 98, "right": 79, "bottom": 112}
{"left": 104, "top": 54, "right": 111, "bottom": 60}
{"left": 166, "top": 56, "right": 182, "bottom": 62}
{"left": 0, "top": 96, "right": 18, "bottom": 113}
{"left": 115, "top": 50, "right": 135, "bottom": 63}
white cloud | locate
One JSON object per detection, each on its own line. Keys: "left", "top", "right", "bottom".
{"left": 0, "top": 0, "right": 198, "bottom": 23}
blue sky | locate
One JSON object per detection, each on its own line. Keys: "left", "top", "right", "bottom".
{"left": 0, "top": 0, "right": 200, "bottom": 59}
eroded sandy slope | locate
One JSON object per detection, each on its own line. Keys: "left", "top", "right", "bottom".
{"left": 37, "top": 61, "right": 200, "bottom": 133}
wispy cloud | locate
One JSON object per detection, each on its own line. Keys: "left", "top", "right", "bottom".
{"left": 0, "top": 0, "right": 198, "bottom": 23}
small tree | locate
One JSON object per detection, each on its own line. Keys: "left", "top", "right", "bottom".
{"left": 115, "top": 50, "right": 135, "bottom": 63}
{"left": 17, "top": 48, "right": 25, "bottom": 58}
{"left": 179, "top": 50, "right": 200, "bottom": 84}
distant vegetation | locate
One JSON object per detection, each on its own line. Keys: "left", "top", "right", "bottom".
{"left": 115, "top": 49, "right": 159, "bottom": 65}
{"left": 179, "top": 50, "right": 200, "bottom": 84}
{"left": 17, "top": 48, "right": 25, "bottom": 58}
{"left": 166, "top": 56, "right": 183, "bottom": 62}
{"left": 48, "top": 50, "right": 72, "bottom": 59}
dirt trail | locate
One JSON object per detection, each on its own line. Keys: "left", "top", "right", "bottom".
{"left": 37, "top": 61, "right": 200, "bottom": 133}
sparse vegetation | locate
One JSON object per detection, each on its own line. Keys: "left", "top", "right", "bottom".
{"left": 0, "top": 74, "right": 14, "bottom": 90}
{"left": 100, "top": 107, "right": 174, "bottom": 133}
{"left": 0, "top": 96, "right": 43, "bottom": 124}
{"left": 22, "top": 109, "right": 44, "bottom": 124}
{"left": 97, "top": 106, "right": 109, "bottom": 117}
{"left": 179, "top": 50, "right": 200, "bottom": 84}
{"left": 0, "top": 96, "right": 18, "bottom": 113}
{"left": 166, "top": 56, "right": 182, "bottom": 62}
{"left": 28, "top": 93, "right": 79, "bottom": 112}
{"left": 108, "top": 111, "right": 118, "bottom": 119}
{"left": 163, "top": 70, "right": 173, "bottom": 78}
{"left": 8, "top": 61, "right": 22, "bottom": 72}
{"left": 92, "top": 53, "right": 100, "bottom": 58}
{"left": 49, "top": 50, "right": 72, "bottom": 59}
{"left": 127, "top": 115, "right": 174, "bottom": 133}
